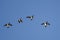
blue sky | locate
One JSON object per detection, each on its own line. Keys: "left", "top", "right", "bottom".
{"left": 0, "top": 0, "right": 60, "bottom": 40}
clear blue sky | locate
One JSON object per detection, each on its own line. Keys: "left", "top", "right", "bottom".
{"left": 0, "top": 0, "right": 60, "bottom": 40}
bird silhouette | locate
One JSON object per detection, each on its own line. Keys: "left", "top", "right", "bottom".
{"left": 18, "top": 18, "right": 23, "bottom": 23}
{"left": 4, "top": 22, "right": 12, "bottom": 28}
{"left": 26, "top": 15, "right": 34, "bottom": 20}
{"left": 41, "top": 21, "right": 50, "bottom": 27}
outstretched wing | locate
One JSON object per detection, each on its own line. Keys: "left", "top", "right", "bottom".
{"left": 8, "top": 23, "right": 12, "bottom": 26}
{"left": 20, "top": 19, "right": 23, "bottom": 22}
{"left": 26, "top": 16, "right": 31, "bottom": 18}
{"left": 46, "top": 22, "right": 50, "bottom": 25}
{"left": 41, "top": 23, "right": 44, "bottom": 25}
{"left": 18, "top": 19, "right": 23, "bottom": 23}
{"left": 4, "top": 24, "right": 7, "bottom": 26}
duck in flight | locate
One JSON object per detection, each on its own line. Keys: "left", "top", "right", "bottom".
{"left": 18, "top": 18, "right": 23, "bottom": 23}
{"left": 4, "top": 22, "right": 12, "bottom": 28}
{"left": 26, "top": 15, "right": 34, "bottom": 20}
{"left": 41, "top": 21, "right": 50, "bottom": 27}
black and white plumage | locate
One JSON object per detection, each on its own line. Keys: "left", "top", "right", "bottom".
{"left": 18, "top": 18, "right": 23, "bottom": 23}
{"left": 26, "top": 15, "right": 34, "bottom": 20}
{"left": 4, "top": 23, "right": 12, "bottom": 28}
{"left": 41, "top": 21, "right": 50, "bottom": 27}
